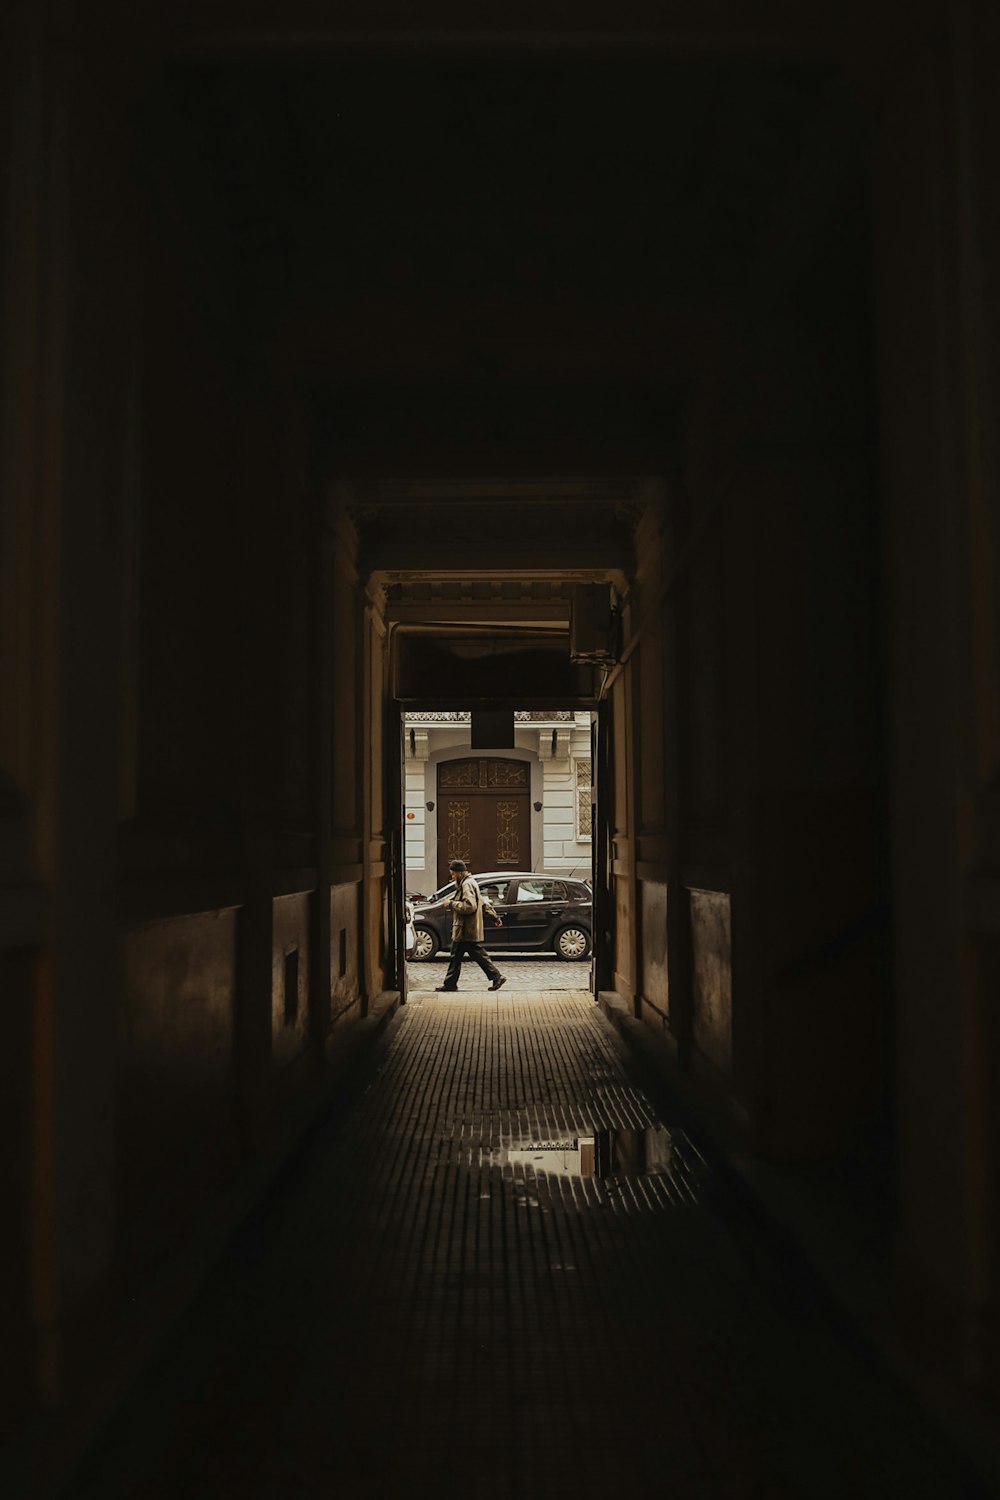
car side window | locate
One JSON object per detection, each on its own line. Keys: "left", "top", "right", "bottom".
{"left": 480, "top": 881, "right": 510, "bottom": 906}
{"left": 516, "top": 879, "right": 566, "bottom": 902}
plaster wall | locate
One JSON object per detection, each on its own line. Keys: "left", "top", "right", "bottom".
{"left": 272, "top": 893, "right": 311, "bottom": 1072}
{"left": 609, "top": 81, "right": 889, "bottom": 1173}
{"left": 0, "top": 40, "right": 384, "bottom": 1453}
{"left": 0, "top": 951, "right": 32, "bottom": 1440}
{"left": 118, "top": 911, "right": 239, "bottom": 1269}
{"left": 639, "top": 880, "right": 669, "bottom": 1019}
{"left": 689, "top": 889, "right": 733, "bottom": 1077}
{"left": 540, "top": 726, "right": 593, "bottom": 876}
{"left": 873, "top": 29, "right": 1000, "bottom": 1365}
{"left": 330, "top": 884, "right": 362, "bottom": 1027}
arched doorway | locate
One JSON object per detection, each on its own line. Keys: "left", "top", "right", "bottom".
{"left": 437, "top": 757, "right": 531, "bottom": 885}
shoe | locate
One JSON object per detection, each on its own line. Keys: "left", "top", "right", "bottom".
{"left": 435, "top": 985, "right": 458, "bottom": 992}
{"left": 489, "top": 975, "right": 507, "bottom": 991}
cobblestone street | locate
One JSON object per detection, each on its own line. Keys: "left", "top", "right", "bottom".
{"left": 406, "top": 954, "right": 592, "bottom": 994}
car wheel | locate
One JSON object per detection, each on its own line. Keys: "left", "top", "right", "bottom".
{"left": 555, "top": 925, "right": 590, "bottom": 960}
{"left": 411, "top": 926, "right": 438, "bottom": 961}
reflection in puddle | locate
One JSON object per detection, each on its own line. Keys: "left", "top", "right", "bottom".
{"left": 498, "top": 1123, "right": 674, "bottom": 1179}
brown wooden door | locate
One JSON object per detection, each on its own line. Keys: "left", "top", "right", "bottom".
{"left": 437, "top": 758, "right": 531, "bottom": 885}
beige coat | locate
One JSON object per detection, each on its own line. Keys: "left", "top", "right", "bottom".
{"left": 449, "top": 874, "right": 498, "bottom": 942}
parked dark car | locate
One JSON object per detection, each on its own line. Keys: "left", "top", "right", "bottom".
{"left": 408, "top": 872, "right": 593, "bottom": 961}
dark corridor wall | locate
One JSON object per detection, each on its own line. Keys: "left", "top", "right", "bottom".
{"left": 2, "top": 1, "right": 1000, "bottom": 1492}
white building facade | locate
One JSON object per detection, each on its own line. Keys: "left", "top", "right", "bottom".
{"left": 403, "top": 711, "right": 593, "bottom": 896}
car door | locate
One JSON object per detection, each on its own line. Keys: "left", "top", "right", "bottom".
{"left": 505, "top": 878, "right": 569, "bottom": 949}
{"left": 478, "top": 879, "right": 513, "bottom": 947}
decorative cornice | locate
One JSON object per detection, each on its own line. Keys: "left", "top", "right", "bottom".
{"left": 402, "top": 711, "right": 575, "bottom": 724}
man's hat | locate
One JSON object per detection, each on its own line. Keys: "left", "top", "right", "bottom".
{"left": 448, "top": 859, "right": 468, "bottom": 872}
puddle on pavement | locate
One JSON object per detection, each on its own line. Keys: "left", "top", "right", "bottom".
{"left": 485, "top": 1123, "right": 676, "bottom": 1178}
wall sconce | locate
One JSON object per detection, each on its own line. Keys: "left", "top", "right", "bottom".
{"left": 533, "top": 801, "right": 543, "bottom": 812}
{"left": 426, "top": 801, "right": 435, "bottom": 812}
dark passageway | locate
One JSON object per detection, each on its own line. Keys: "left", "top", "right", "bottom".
{"left": 70, "top": 996, "right": 977, "bottom": 1499}
{"left": 4, "top": 2, "right": 1000, "bottom": 1496}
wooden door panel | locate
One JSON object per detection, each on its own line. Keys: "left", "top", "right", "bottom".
{"left": 438, "top": 797, "right": 472, "bottom": 886}
{"left": 492, "top": 795, "right": 529, "bottom": 870}
{"left": 437, "top": 760, "right": 531, "bottom": 885}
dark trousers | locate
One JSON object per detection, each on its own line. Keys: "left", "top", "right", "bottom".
{"left": 444, "top": 939, "right": 502, "bottom": 988}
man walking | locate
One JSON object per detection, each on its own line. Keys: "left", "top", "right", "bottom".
{"left": 435, "top": 860, "right": 507, "bottom": 993}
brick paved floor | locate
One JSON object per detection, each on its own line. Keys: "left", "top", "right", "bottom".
{"left": 70, "top": 996, "right": 983, "bottom": 1500}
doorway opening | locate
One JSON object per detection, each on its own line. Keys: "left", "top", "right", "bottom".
{"left": 399, "top": 708, "right": 597, "bottom": 996}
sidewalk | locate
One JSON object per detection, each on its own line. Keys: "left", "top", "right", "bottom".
{"left": 69, "top": 995, "right": 984, "bottom": 1500}
{"left": 405, "top": 953, "right": 591, "bottom": 994}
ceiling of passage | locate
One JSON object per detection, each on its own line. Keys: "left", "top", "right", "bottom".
{"left": 140, "top": 54, "right": 833, "bottom": 369}
{"left": 133, "top": 41, "right": 855, "bottom": 563}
